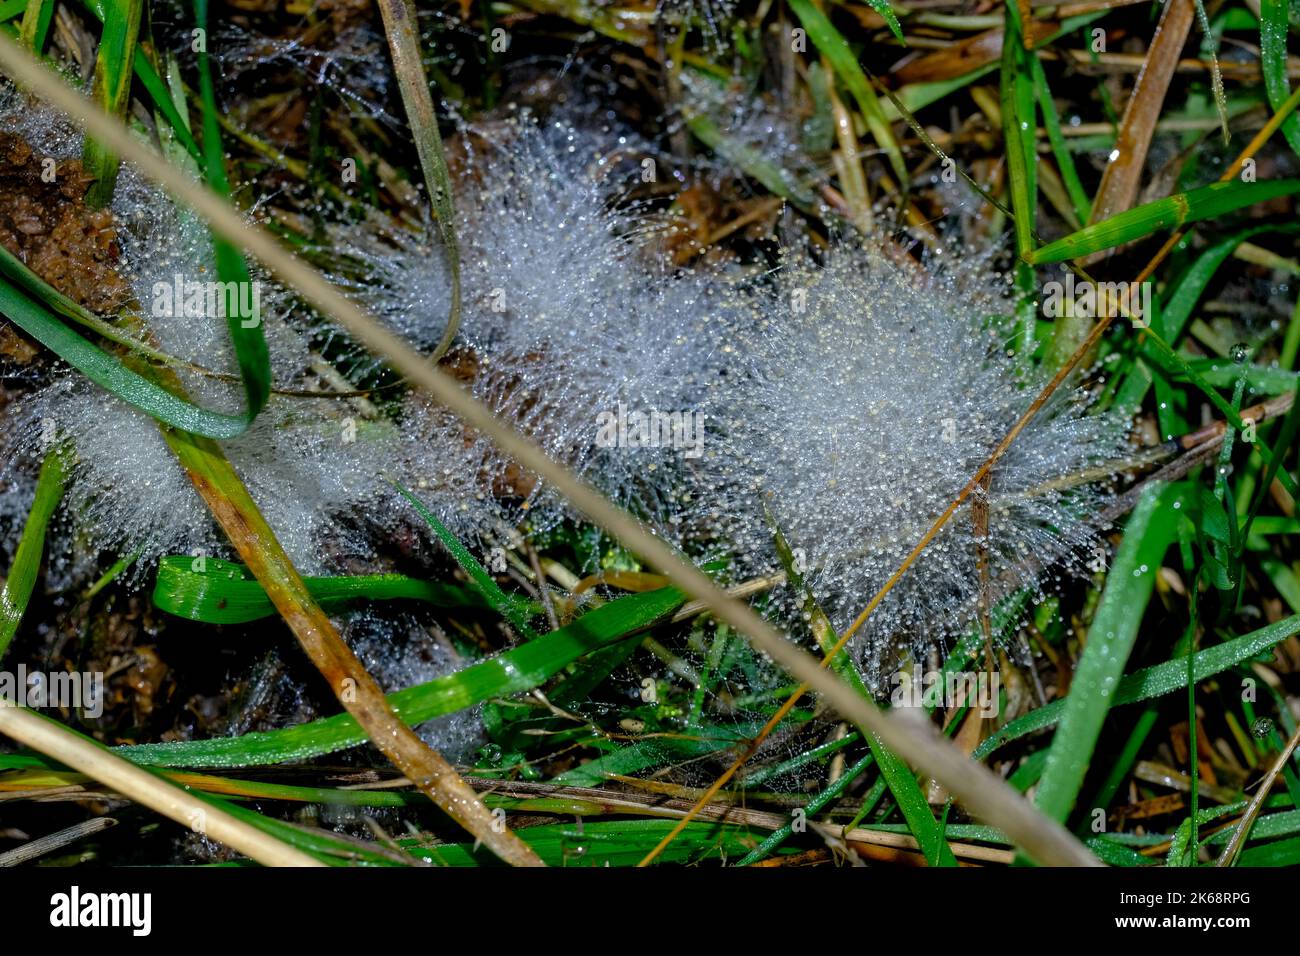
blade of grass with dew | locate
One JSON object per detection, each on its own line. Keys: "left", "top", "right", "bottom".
{"left": 409, "top": 819, "right": 774, "bottom": 867}
{"left": 0, "top": 448, "right": 65, "bottom": 661}
{"left": 1238, "top": 836, "right": 1300, "bottom": 866}
{"left": 771, "top": 518, "right": 957, "bottom": 867}
{"left": 17, "top": 0, "right": 52, "bottom": 53}
{"left": 786, "top": 0, "right": 907, "bottom": 186}
{"left": 117, "top": 585, "right": 684, "bottom": 768}
{"left": 193, "top": 0, "right": 270, "bottom": 423}
{"left": 1191, "top": 0, "right": 1229, "bottom": 144}
{"left": 151, "top": 555, "right": 504, "bottom": 625}
{"left": 737, "top": 732, "right": 862, "bottom": 790}
{"left": 550, "top": 722, "right": 766, "bottom": 788}
{"left": 866, "top": 0, "right": 905, "bottom": 44}
{"left": 1001, "top": 1, "right": 1038, "bottom": 356}
{"left": 81, "top": 0, "right": 142, "bottom": 210}
{"left": 394, "top": 483, "right": 540, "bottom": 638}
{"left": 1027, "top": 179, "right": 1300, "bottom": 264}
{"left": 1033, "top": 483, "right": 1183, "bottom": 824}
{"left": 975, "top": 610, "right": 1300, "bottom": 759}
{"left": 1032, "top": 54, "right": 1091, "bottom": 225}
{"left": 373, "top": 0, "right": 461, "bottom": 361}
{"left": 735, "top": 752, "right": 875, "bottom": 866}
{"left": 0, "top": 281, "right": 261, "bottom": 438}
{"left": 1261, "top": 0, "right": 1300, "bottom": 156}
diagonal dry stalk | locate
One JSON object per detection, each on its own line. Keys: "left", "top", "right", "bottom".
{"left": 0, "top": 31, "right": 1098, "bottom": 867}
{"left": 1217, "top": 718, "right": 1300, "bottom": 866}
{"left": 0, "top": 705, "right": 322, "bottom": 866}
{"left": 163, "top": 429, "right": 544, "bottom": 867}
{"left": 1088, "top": 0, "right": 1195, "bottom": 225}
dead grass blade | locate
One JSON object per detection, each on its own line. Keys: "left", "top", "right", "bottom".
{"left": 0, "top": 705, "right": 322, "bottom": 866}
{"left": 164, "top": 430, "right": 544, "bottom": 867}
{"left": 1089, "top": 0, "right": 1195, "bottom": 224}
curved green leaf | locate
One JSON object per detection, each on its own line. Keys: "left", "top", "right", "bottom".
{"left": 116, "top": 585, "right": 685, "bottom": 768}
{"left": 152, "top": 555, "right": 494, "bottom": 625}
{"left": 975, "top": 611, "right": 1300, "bottom": 761}
{"left": 1026, "top": 180, "right": 1300, "bottom": 264}
{"left": 0, "top": 449, "right": 65, "bottom": 660}
{"left": 0, "top": 279, "right": 254, "bottom": 438}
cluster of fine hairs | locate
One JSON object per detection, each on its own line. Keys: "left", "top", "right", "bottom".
{"left": 336, "top": 111, "right": 734, "bottom": 545}
{"left": 700, "top": 244, "right": 1129, "bottom": 682}
{"left": 0, "top": 93, "right": 1130, "bottom": 681}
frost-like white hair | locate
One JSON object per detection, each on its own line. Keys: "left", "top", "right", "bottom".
{"left": 702, "top": 242, "right": 1129, "bottom": 677}
{"left": 0, "top": 105, "right": 403, "bottom": 579}
{"left": 2, "top": 102, "right": 728, "bottom": 585}
{"left": 337, "top": 112, "right": 730, "bottom": 551}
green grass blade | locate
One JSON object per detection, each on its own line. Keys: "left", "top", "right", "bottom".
{"left": 1026, "top": 180, "right": 1300, "bottom": 264}
{"left": 1033, "top": 483, "right": 1182, "bottom": 823}
{"left": 1001, "top": 3, "right": 1037, "bottom": 262}
{"left": 0, "top": 279, "right": 257, "bottom": 438}
{"left": 771, "top": 518, "right": 957, "bottom": 867}
{"left": 17, "top": 0, "right": 53, "bottom": 53}
{"left": 786, "top": 0, "right": 908, "bottom": 186}
{"left": 1260, "top": 0, "right": 1300, "bottom": 157}
{"left": 0, "top": 449, "right": 66, "bottom": 661}
{"left": 1001, "top": 3, "right": 1038, "bottom": 354}
{"left": 976, "top": 611, "right": 1300, "bottom": 760}
{"left": 193, "top": 0, "right": 270, "bottom": 423}
{"left": 81, "top": 0, "right": 142, "bottom": 209}
{"left": 1032, "top": 54, "right": 1091, "bottom": 225}
{"left": 394, "top": 482, "right": 539, "bottom": 638}
{"left": 864, "top": 0, "right": 905, "bottom": 45}
{"left": 115, "top": 585, "right": 685, "bottom": 768}
{"left": 412, "top": 818, "right": 767, "bottom": 867}
{"left": 151, "top": 555, "right": 498, "bottom": 625}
